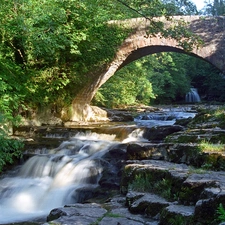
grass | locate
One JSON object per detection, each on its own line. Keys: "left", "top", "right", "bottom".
{"left": 128, "top": 173, "right": 175, "bottom": 200}
{"left": 199, "top": 140, "right": 225, "bottom": 152}
{"left": 128, "top": 173, "right": 153, "bottom": 192}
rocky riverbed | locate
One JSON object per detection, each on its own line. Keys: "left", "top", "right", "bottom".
{"left": 4, "top": 105, "right": 225, "bottom": 225}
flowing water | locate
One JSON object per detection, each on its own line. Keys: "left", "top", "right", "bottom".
{"left": 185, "top": 88, "right": 201, "bottom": 103}
{"left": 0, "top": 107, "right": 196, "bottom": 224}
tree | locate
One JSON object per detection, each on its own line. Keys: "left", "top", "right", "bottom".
{"left": 0, "top": 0, "right": 203, "bottom": 122}
{"left": 162, "top": 0, "right": 198, "bottom": 15}
{"left": 202, "top": 0, "right": 225, "bottom": 15}
{"left": 93, "top": 61, "right": 156, "bottom": 108}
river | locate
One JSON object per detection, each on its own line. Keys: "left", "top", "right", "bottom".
{"left": 0, "top": 106, "right": 196, "bottom": 224}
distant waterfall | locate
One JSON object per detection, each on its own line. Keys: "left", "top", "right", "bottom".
{"left": 185, "top": 88, "right": 201, "bottom": 103}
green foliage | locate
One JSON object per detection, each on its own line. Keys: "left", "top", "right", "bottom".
{"left": 0, "top": 0, "right": 223, "bottom": 119}
{"left": 128, "top": 173, "right": 153, "bottom": 192}
{"left": 162, "top": 0, "right": 198, "bottom": 15}
{"left": 146, "top": 53, "right": 190, "bottom": 103}
{"left": 168, "top": 215, "right": 190, "bottom": 225}
{"left": 203, "top": 0, "right": 225, "bottom": 15}
{"left": 94, "top": 61, "right": 156, "bottom": 108}
{"left": 0, "top": 0, "right": 130, "bottom": 114}
{"left": 95, "top": 52, "right": 193, "bottom": 107}
{"left": 199, "top": 140, "right": 225, "bottom": 152}
{"left": 0, "top": 125, "right": 23, "bottom": 172}
{"left": 154, "top": 178, "right": 173, "bottom": 200}
{"left": 0, "top": 58, "right": 26, "bottom": 125}
{"left": 217, "top": 203, "right": 225, "bottom": 222}
{"left": 128, "top": 173, "right": 174, "bottom": 200}
{"left": 104, "top": 212, "right": 124, "bottom": 218}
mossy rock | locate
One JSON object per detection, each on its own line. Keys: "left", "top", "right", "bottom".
{"left": 160, "top": 205, "right": 195, "bottom": 225}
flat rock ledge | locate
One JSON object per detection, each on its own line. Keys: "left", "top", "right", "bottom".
{"left": 42, "top": 196, "right": 159, "bottom": 225}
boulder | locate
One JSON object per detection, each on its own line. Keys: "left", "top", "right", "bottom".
{"left": 143, "top": 125, "right": 184, "bottom": 142}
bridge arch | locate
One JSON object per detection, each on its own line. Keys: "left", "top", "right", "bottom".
{"left": 71, "top": 16, "right": 225, "bottom": 121}
{"left": 118, "top": 45, "right": 207, "bottom": 69}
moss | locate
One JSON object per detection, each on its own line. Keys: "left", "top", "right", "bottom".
{"left": 188, "top": 107, "right": 225, "bottom": 129}
{"left": 179, "top": 186, "right": 195, "bottom": 205}
{"left": 168, "top": 215, "right": 194, "bottom": 225}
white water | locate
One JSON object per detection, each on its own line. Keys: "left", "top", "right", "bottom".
{"left": 0, "top": 132, "right": 117, "bottom": 223}
{"left": 134, "top": 107, "right": 196, "bottom": 128}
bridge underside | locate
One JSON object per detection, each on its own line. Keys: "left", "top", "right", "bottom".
{"left": 119, "top": 46, "right": 208, "bottom": 69}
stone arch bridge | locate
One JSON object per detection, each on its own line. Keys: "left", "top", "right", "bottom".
{"left": 71, "top": 16, "right": 225, "bottom": 121}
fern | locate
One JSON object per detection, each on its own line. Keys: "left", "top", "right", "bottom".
{"left": 217, "top": 203, "right": 225, "bottom": 222}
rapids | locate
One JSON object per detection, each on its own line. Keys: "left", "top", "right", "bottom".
{"left": 0, "top": 107, "right": 196, "bottom": 224}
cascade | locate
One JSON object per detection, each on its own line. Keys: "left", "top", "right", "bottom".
{"left": 0, "top": 107, "right": 197, "bottom": 224}
{"left": 0, "top": 132, "right": 116, "bottom": 223}
{"left": 185, "top": 88, "right": 201, "bottom": 103}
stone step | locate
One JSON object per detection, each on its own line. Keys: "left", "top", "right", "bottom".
{"left": 159, "top": 204, "right": 195, "bottom": 225}
{"left": 126, "top": 142, "right": 225, "bottom": 171}
{"left": 126, "top": 192, "right": 171, "bottom": 217}
{"left": 165, "top": 128, "right": 225, "bottom": 144}
{"left": 121, "top": 159, "right": 225, "bottom": 224}
{"left": 44, "top": 195, "right": 160, "bottom": 225}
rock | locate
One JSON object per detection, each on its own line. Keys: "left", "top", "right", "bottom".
{"left": 99, "top": 217, "right": 144, "bottom": 225}
{"left": 165, "top": 128, "right": 225, "bottom": 144}
{"left": 143, "top": 125, "right": 184, "bottom": 142}
{"left": 194, "top": 188, "right": 225, "bottom": 224}
{"left": 159, "top": 205, "right": 195, "bottom": 225}
{"left": 194, "top": 198, "right": 217, "bottom": 224}
{"left": 127, "top": 143, "right": 169, "bottom": 160}
{"left": 44, "top": 194, "right": 160, "bottom": 225}
{"left": 121, "top": 159, "right": 225, "bottom": 223}
{"left": 99, "top": 145, "right": 127, "bottom": 189}
{"left": 111, "top": 207, "right": 159, "bottom": 225}
{"left": 120, "top": 160, "right": 189, "bottom": 195}
{"left": 127, "top": 192, "right": 171, "bottom": 217}
{"left": 46, "top": 208, "right": 68, "bottom": 221}
{"left": 106, "top": 109, "right": 134, "bottom": 122}
{"left": 70, "top": 186, "right": 100, "bottom": 203}
{"left": 175, "top": 117, "right": 193, "bottom": 126}
{"left": 46, "top": 203, "right": 107, "bottom": 224}
{"left": 179, "top": 173, "right": 219, "bottom": 205}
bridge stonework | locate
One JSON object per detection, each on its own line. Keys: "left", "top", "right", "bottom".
{"left": 71, "top": 16, "right": 225, "bottom": 121}
{"left": 109, "top": 16, "right": 225, "bottom": 72}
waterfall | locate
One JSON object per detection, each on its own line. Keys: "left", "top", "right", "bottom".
{"left": 0, "top": 132, "right": 116, "bottom": 224}
{"left": 185, "top": 88, "right": 201, "bottom": 103}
